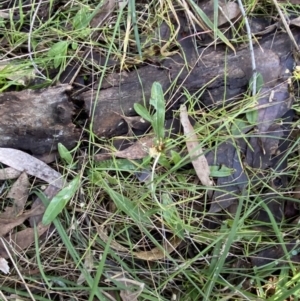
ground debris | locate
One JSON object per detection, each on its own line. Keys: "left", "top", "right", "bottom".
{"left": 180, "top": 104, "right": 212, "bottom": 187}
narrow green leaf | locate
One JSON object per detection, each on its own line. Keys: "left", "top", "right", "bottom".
{"left": 171, "top": 150, "right": 182, "bottom": 165}
{"left": 210, "top": 165, "right": 234, "bottom": 177}
{"left": 32, "top": 190, "right": 107, "bottom": 300}
{"left": 98, "top": 175, "right": 151, "bottom": 226}
{"left": 128, "top": 0, "right": 142, "bottom": 59}
{"left": 161, "top": 193, "right": 184, "bottom": 238}
{"left": 246, "top": 108, "right": 258, "bottom": 124}
{"left": 187, "top": 0, "right": 235, "bottom": 52}
{"left": 249, "top": 72, "right": 264, "bottom": 94}
{"left": 58, "top": 143, "right": 73, "bottom": 165}
{"left": 213, "top": 0, "right": 219, "bottom": 41}
{"left": 133, "top": 103, "right": 153, "bottom": 122}
{"left": 149, "top": 82, "right": 165, "bottom": 140}
{"left": 106, "top": 188, "right": 151, "bottom": 226}
{"left": 42, "top": 176, "right": 80, "bottom": 225}
{"left": 96, "top": 158, "right": 139, "bottom": 171}
{"left": 231, "top": 119, "right": 252, "bottom": 135}
{"left": 158, "top": 156, "right": 171, "bottom": 169}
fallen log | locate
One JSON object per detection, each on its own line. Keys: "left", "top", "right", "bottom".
{"left": 81, "top": 28, "right": 298, "bottom": 137}
{"left": 0, "top": 26, "right": 297, "bottom": 156}
{"left": 0, "top": 85, "right": 79, "bottom": 155}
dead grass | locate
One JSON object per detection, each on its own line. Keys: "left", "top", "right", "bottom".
{"left": 0, "top": 0, "right": 300, "bottom": 301}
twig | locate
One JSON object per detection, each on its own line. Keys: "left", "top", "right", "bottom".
{"left": 271, "top": 0, "right": 299, "bottom": 52}
{"left": 237, "top": 0, "right": 257, "bottom": 95}
{"left": 0, "top": 290, "right": 8, "bottom": 301}
{"left": 0, "top": 238, "right": 36, "bottom": 301}
{"left": 28, "top": 0, "right": 47, "bottom": 80}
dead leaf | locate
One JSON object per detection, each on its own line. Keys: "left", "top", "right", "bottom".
{"left": 134, "top": 170, "right": 151, "bottom": 183}
{"left": 246, "top": 124, "right": 283, "bottom": 169}
{"left": 133, "top": 236, "right": 182, "bottom": 261}
{"left": 0, "top": 257, "right": 9, "bottom": 274}
{"left": 256, "top": 83, "right": 291, "bottom": 143}
{"left": 97, "top": 225, "right": 132, "bottom": 252}
{"left": 198, "top": 0, "right": 241, "bottom": 27}
{"left": 95, "top": 136, "right": 154, "bottom": 161}
{"left": 115, "top": 113, "right": 151, "bottom": 132}
{"left": 119, "top": 0, "right": 128, "bottom": 9}
{"left": 218, "top": 2, "right": 241, "bottom": 26}
{"left": 114, "top": 136, "right": 154, "bottom": 159}
{"left": 180, "top": 105, "right": 212, "bottom": 186}
{"left": 0, "top": 148, "right": 64, "bottom": 188}
{"left": 77, "top": 250, "right": 94, "bottom": 285}
{"left": 90, "top": 0, "right": 116, "bottom": 29}
{"left": 0, "top": 167, "right": 21, "bottom": 180}
{"left": 4, "top": 172, "right": 29, "bottom": 218}
{"left": 118, "top": 278, "right": 144, "bottom": 301}
{"left": 0, "top": 205, "right": 45, "bottom": 238}
{"left": 251, "top": 239, "right": 300, "bottom": 267}
{"left": 0, "top": 11, "right": 10, "bottom": 19}
{"left": 0, "top": 223, "right": 50, "bottom": 258}
{"left": 206, "top": 142, "right": 247, "bottom": 213}
{"left": 290, "top": 16, "right": 300, "bottom": 27}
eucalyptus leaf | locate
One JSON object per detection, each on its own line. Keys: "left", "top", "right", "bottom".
{"left": 42, "top": 176, "right": 80, "bottom": 225}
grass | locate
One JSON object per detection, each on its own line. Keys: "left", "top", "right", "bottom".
{"left": 1, "top": 0, "right": 300, "bottom": 300}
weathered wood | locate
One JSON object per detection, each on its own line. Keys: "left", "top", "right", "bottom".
{"left": 0, "top": 84, "right": 79, "bottom": 155}
{"left": 81, "top": 29, "right": 299, "bottom": 137}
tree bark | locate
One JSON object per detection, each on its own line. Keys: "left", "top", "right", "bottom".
{"left": 81, "top": 29, "right": 298, "bottom": 137}
{"left": 0, "top": 84, "right": 79, "bottom": 155}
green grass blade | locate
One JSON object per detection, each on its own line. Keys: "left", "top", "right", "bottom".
{"left": 128, "top": 0, "right": 142, "bottom": 59}
{"left": 213, "top": 0, "right": 219, "bottom": 42}
{"left": 99, "top": 174, "right": 152, "bottom": 226}
{"left": 88, "top": 230, "right": 113, "bottom": 301}
{"left": 187, "top": 0, "right": 235, "bottom": 52}
{"left": 203, "top": 196, "right": 244, "bottom": 299}
{"left": 34, "top": 224, "right": 51, "bottom": 289}
{"left": 35, "top": 191, "right": 108, "bottom": 300}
